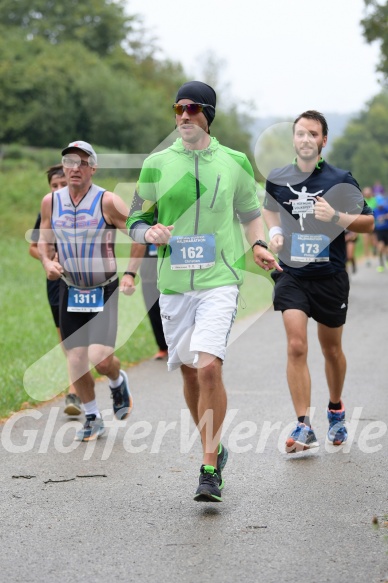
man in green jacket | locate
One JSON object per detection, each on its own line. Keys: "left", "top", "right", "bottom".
{"left": 126, "top": 81, "right": 281, "bottom": 502}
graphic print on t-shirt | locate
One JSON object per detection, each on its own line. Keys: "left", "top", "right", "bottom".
{"left": 283, "top": 183, "right": 323, "bottom": 231}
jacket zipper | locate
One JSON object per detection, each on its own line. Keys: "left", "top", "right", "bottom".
{"left": 190, "top": 154, "right": 201, "bottom": 290}
{"left": 209, "top": 174, "right": 221, "bottom": 209}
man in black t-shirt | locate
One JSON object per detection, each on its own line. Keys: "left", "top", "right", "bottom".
{"left": 263, "top": 110, "right": 374, "bottom": 453}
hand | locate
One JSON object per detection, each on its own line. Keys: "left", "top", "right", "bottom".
{"left": 43, "top": 258, "right": 63, "bottom": 280}
{"left": 253, "top": 247, "right": 283, "bottom": 272}
{"left": 269, "top": 234, "right": 284, "bottom": 254}
{"left": 314, "top": 196, "right": 335, "bottom": 222}
{"left": 145, "top": 223, "right": 174, "bottom": 246}
{"left": 120, "top": 274, "right": 136, "bottom": 296}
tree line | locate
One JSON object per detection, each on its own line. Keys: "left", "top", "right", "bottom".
{"left": 328, "top": 1, "right": 388, "bottom": 188}
{"left": 1, "top": 0, "right": 388, "bottom": 186}
{"left": 329, "top": 91, "right": 388, "bottom": 188}
{"left": 0, "top": 0, "right": 253, "bottom": 158}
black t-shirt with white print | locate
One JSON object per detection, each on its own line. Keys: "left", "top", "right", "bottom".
{"left": 264, "top": 160, "right": 373, "bottom": 278}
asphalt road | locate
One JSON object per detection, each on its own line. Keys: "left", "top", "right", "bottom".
{"left": 1, "top": 260, "right": 388, "bottom": 583}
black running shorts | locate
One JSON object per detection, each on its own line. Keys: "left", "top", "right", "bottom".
{"left": 59, "top": 278, "right": 119, "bottom": 349}
{"left": 376, "top": 229, "right": 388, "bottom": 245}
{"left": 271, "top": 270, "right": 350, "bottom": 328}
{"left": 50, "top": 304, "right": 60, "bottom": 328}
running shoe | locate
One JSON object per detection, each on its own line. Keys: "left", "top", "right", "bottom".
{"left": 193, "top": 465, "right": 222, "bottom": 503}
{"left": 64, "top": 393, "right": 82, "bottom": 416}
{"left": 327, "top": 402, "right": 348, "bottom": 445}
{"left": 153, "top": 349, "right": 168, "bottom": 360}
{"left": 110, "top": 370, "right": 133, "bottom": 420}
{"left": 377, "top": 266, "right": 384, "bottom": 273}
{"left": 285, "top": 422, "right": 319, "bottom": 453}
{"left": 75, "top": 414, "right": 105, "bottom": 442}
{"left": 217, "top": 443, "right": 228, "bottom": 490}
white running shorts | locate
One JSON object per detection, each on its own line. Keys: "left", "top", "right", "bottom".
{"left": 159, "top": 285, "right": 239, "bottom": 371}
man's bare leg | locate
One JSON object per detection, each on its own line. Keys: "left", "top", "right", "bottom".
{"left": 181, "top": 355, "right": 226, "bottom": 468}
{"left": 317, "top": 323, "right": 346, "bottom": 404}
{"left": 282, "top": 310, "right": 311, "bottom": 420}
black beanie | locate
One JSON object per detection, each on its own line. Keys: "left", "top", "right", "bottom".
{"left": 175, "top": 81, "right": 216, "bottom": 126}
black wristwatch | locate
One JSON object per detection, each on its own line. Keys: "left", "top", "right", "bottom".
{"left": 252, "top": 239, "right": 268, "bottom": 250}
{"left": 331, "top": 210, "right": 340, "bottom": 224}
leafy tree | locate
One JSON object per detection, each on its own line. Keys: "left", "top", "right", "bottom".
{"left": 0, "top": 25, "right": 185, "bottom": 152}
{"left": 0, "top": 31, "right": 100, "bottom": 146}
{"left": 0, "top": 0, "right": 139, "bottom": 56}
{"left": 329, "top": 90, "right": 388, "bottom": 187}
{"left": 0, "top": 1, "right": 257, "bottom": 160}
{"left": 361, "top": 0, "right": 388, "bottom": 78}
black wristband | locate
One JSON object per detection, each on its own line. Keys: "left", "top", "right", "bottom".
{"left": 123, "top": 271, "right": 137, "bottom": 278}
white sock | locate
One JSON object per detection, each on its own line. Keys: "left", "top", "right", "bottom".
{"left": 109, "top": 373, "right": 123, "bottom": 389}
{"left": 82, "top": 399, "right": 101, "bottom": 418}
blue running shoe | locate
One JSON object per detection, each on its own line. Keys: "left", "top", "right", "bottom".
{"left": 193, "top": 465, "right": 222, "bottom": 503}
{"left": 217, "top": 443, "right": 228, "bottom": 490}
{"left": 327, "top": 402, "right": 347, "bottom": 445}
{"left": 110, "top": 370, "right": 133, "bottom": 420}
{"left": 285, "top": 423, "right": 319, "bottom": 453}
{"left": 75, "top": 415, "right": 105, "bottom": 442}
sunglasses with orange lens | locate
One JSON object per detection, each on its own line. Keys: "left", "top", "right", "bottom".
{"left": 172, "top": 103, "right": 215, "bottom": 115}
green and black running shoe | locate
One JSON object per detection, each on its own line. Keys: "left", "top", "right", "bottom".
{"left": 217, "top": 443, "right": 228, "bottom": 490}
{"left": 193, "top": 465, "right": 222, "bottom": 503}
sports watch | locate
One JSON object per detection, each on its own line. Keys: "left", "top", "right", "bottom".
{"left": 331, "top": 210, "right": 340, "bottom": 224}
{"left": 252, "top": 240, "right": 268, "bottom": 250}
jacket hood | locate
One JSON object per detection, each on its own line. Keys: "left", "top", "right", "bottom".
{"left": 169, "top": 136, "right": 219, "bottom": 161}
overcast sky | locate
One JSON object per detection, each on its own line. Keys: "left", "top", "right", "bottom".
{"left": 126, "top": 0, "right": 382, "bottom": 117}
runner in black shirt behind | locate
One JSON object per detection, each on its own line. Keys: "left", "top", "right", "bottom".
{"left": 263, "top": 110, "right": 374, "bottom": 453}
